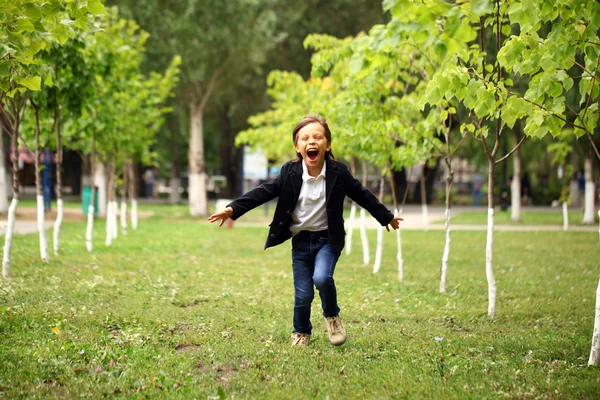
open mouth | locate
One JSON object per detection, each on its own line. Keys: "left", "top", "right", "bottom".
{"left": 307, "top": 149, "right": 319, "bottom": 162}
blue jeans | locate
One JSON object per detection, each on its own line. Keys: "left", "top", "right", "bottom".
{"left": 291, "top": 230, "right": 340, "bottom": 334}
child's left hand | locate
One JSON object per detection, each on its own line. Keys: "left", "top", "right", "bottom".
{"left": 385, "top": 216, "right": 403, "bottom": 231}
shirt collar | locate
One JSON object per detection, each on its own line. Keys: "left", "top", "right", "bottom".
{"left": 301, "top": 160, "right": 326, "bottom": 182}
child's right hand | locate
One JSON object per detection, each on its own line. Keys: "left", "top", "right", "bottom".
{"left": 208, "top": 207, "right": 233, "bottom": 227}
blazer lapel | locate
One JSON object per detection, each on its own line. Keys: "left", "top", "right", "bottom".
{"left": 290, "top": 161, "right": 303, "bottom": 202}
{"left": 325, "top": 160, "right": 338, "bottom": 205}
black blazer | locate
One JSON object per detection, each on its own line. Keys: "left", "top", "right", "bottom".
{"left": 228, "top": 159, "right": 394, "bottom": 255}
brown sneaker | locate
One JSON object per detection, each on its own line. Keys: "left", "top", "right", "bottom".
{"left": 291, "top": 332, "right": 310, "bottom": 347}
{"left": 324, "top": 315, "right": 346, "bottom": 346}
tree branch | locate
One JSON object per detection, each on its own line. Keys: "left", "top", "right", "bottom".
{"left": 495, "top": 133, "right": 526, "bottom": 164}
{"left": 198, "top": 68, "right": 222, "bottom": 112}
{"left": 586, "top": 130, "right": 600, "bottom": 161}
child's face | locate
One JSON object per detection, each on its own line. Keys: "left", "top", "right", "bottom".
{"left": 295, "top": 122, "right": 331, "bottom": 169}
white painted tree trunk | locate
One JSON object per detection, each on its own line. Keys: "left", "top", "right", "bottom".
{"left": 131, "top": 199, "right": 138, "bottom": 230}
{"left": 169, "top": 176, "right": 181, "bottom": 204}
{"left": 588, "top": 278, "right": 600, "bottom": 366}
{"left": 360, "top": 208, "right": 370, "bottom": 266}
{"left": 583, "top": 157, "right": 595, "bottom": 224}
{"left": 395, "top": 208, "right": 404, "bottom": 282}
{"left": 95, "top": 163, "right": 107, "bottom": 218}
{"left": 440, "top": 208, "right": 451, "bottom": 293}
{"left": 36, "top": 195, "right": 49, "bottom": 262}
{"left": 120, "top": 201, "right": 127, "bottom": 235}
{"left": 85, "top": 205, "right": 94, "bottom": 252}
{"left": 345, "top": 203, "right": 356, "bottom": 255}
{"left": 0, "top": 130, "right": 8, "bottom": 214}
{"left": 111, "top": 200, "right": 118, "bottom": 240}
{"left": 421, "top": 203, "right": 429, "bottom": 231}
{"left": 105, "top": 201, "right": 113, "bottom": 246}
{"left": 372, "top": 226, "right": 384, "bottom": 273}
{"left": 511, "top": 154, "right": 521, "bottom": 221}
{"left": 486, "top": 207, "right": 497, "bottom": 318}
{"left": 570, "top": 179, "right": 580, "bottom": 208}
{"left": 562, "top": 202, "right": 569, "bottom": 231}
{"left": 189, "top": 105, "right": 208, "bottom": 216}
{"left": 2, "top": 198, "right": 18, "bottom": 279}
{"left": 53, "top": 199, "right": 63, "bottom": 255}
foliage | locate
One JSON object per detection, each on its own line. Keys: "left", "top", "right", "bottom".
{"left": 0, "top": 0, "right": 105, "bottom": 97}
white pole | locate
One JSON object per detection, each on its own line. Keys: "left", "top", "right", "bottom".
{"left": 345, "top": 203, "right": 356, "bottom": 255}
{"left": 395, "top": 208, "right": 404, "bottom": 282}
{"left": 360, "top": 208, "right": 370, "bottom": 266}
{"left": 85, "top": 205, "right": 94, "bottom": 252}
{"left": 36, "top": 195, "right": 49, "bottom": 262}
{"left": 486, "top": 207, "right": 496, "bottom": 318}
{"left": 53, "top": 199, "right": 63, "bottom": 255}
{"left": 588, "top": 278, "right": 600, "bottom": 365}
{"left": 2, "top": 198, "right": 18, "bottom": 279}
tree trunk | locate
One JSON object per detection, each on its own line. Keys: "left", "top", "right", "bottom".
{"left": 589, "top": 278, "right": 600, "bottom": 365}
{"left": 188, "top": 101, "right": 208, "bottom": 216}
{"left": 372, "top": 172, "right": 385, "bottom": 274}
{"left": 583, "top": 156, "right": 595, "bottom": 224}
{"left": 120, "top": 162, "right": 128, "bottom": 235}
{"left": 95, "top": 162, "right": 107, "bottom": 217}
{"left": 129, "top": 162, "right": 138, "bottom": 230}
{"left": 0, "top": 124, "right": 8, "bottom": 214}
{"left": 360, "top": 160, "right": 369, "bottom": 266}
{"left": 345, "top": 157, "right": 357, "bottom": 256}
{"left": 169, "top": 156, "right": 181, "bottom": 204}
{"left": 219, "top": 105, "right": 234, "bottom": 198}
{"left": 53, "top": 115, "right": 63, "bottom": 255}
{"left": 511, "top": 141, "right": 521, "bottom": 221}
{"left": 111, "top": 165, "right": 118, "bottom": 241}
{"left": 388, "top": 173, "right": 403, "bottom": 282}
{"left": 33, "top": 106, "right": 49, "bottom": 262}
{"left": 420, "top": 166, "right": 429, "bottom": 231}
{"left": 105, "top": 164, "right": 114, "bottom": 246}
{"left": 86, "top": 138, "right": 95, "bottom": 253}
{"left": 486, "top": 160, "right": 497, "bottom": 318}
{"left": 3, "top": 120, "right": 21, "bottom": 279}
{"left": 440, "top": 162, "right": 454, "bottom": 293}
{"left": 346, "top": 204, "right": 356, "bottom": 256}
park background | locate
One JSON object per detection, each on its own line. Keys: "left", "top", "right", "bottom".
{"left": 1, "top": 0, "right": 600, "bottom": 398}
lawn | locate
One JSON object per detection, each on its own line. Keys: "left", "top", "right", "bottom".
{"left": 451, "top": 208, "right": 599, "bottom": 226}
{"left": 1, "top": 206, "right": 599, "bottom": 398}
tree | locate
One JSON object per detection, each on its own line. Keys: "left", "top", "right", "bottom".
{"left": 0, "top": 0, "right": 104, "bottom": 279}
{"left": 109, "top": 0, "right": 281, "bottom": 216}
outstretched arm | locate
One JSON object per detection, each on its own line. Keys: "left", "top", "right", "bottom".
{"left": 385, "top": 215, "right": 403, "bottom": 232}
{"left": 208, "top": 207, "right": 233, "bottom": 227}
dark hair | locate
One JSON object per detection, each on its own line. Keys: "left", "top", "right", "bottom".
{"left": 291, "top": 113, "right": 335, "bottom": 162}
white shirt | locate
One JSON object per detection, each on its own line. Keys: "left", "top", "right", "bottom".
{"left": 290, "top": 161, "right": 328, "bottom": 234}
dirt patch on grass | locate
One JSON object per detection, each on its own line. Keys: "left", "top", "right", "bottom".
{"left": 176, "top": 344, "right": 201, "bottom": 352}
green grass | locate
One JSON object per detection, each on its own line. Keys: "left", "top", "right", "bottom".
{"left": 1, "top": 206, "right": 599, "bottom": 398}
{"left": 452, "top": 208, "right": 599, "bottom": 226}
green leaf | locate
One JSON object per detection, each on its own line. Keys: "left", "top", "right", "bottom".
{"left": 463, "top": 79, "right": 483, "bottom": 110}
{"left": 23, "top": 3, "right": 42, "bottom": 19}
{"left": 348, "top": 53, "right": 364, "bottom": 74}
{"left": 44, "top": 73, "right": 54, "bottom": 88}
{"left": 473, "top": 86, "right": 495, "bottom": 118}
{"left": 471, "top": 0, "right": 494, "bottom": 16}
{"left": 540, "top": 53, "right": 554, "bottom": 72}
{"left": 0, "top": 61, "right": 9, "bottom": 77}
{"left": 545, "top": 80, "right": 563, "bottom": 98}
{"left": 87, "top": 0, "right": 105, "bottom": 15}
{"left": 16, "top": 18, "right": 36, "bottom": 32}
{"left": 17, "top": 76, "right": 41, "bottom": 91}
